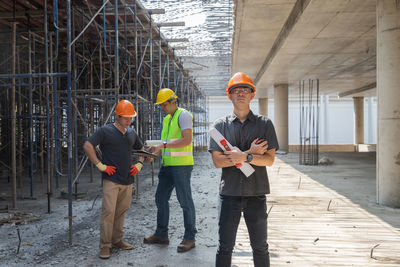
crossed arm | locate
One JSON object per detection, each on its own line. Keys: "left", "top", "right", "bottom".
{"left": 211, "top": 139, "right": 276, "bottom": 169}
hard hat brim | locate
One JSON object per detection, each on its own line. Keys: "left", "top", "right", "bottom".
{"left": 155, "top": 94, "right": 177, "bottom": 105}
{"left": 228, "top": 83, "right": 255, "bottom": 93}
{"left": 115, "top": 112, "right": 137, "bottom": 118}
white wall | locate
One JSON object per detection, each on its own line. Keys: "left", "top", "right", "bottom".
{"left": 208, "top": 96, "right": 260, "bottom": 123}
{"left": 208, "top": 96, "right": 377, "bottom": 145}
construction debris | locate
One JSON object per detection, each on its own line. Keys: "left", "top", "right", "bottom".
{"left": 318, "top": 156, "right": 334, "bottom": 165}
{"left": 0, "top": 212, "right": 39, "bottom": 226}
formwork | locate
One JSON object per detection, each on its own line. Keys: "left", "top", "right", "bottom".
{"left": 0, "top": 0, "right": 208, "bottom": 243}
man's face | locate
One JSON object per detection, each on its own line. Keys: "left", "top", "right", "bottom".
{"left": 160, "top": 100, "right": 174, "bottom": 114}
{"left": 228, "top": 86, "right": 255, "bottom": 105}
{"left": 116, "top": 115, "right": 133, "bottom": 128}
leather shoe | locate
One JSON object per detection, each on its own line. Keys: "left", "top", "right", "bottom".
{"left": 112, "top": 240, "right": 133, "bottom": 250}
{"left": 99, "top": 247, "right": 110, "bottom": 259}
{"left": 143, "top": 235, "right": 169, "bottom": 245}
{"left": 177, "top": 240, "right": 195, "bottom": 253}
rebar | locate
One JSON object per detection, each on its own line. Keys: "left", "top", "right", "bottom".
{"left": 299, "top": 79, "right": 319, "bottom": 165}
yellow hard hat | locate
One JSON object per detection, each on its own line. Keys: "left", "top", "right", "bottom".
{"left": 155, "top": 88, "right": 177, "bottom": 104}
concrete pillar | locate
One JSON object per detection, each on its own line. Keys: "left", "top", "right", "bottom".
{"left": 274, "top": 84, "right": 288, "bottom": 152}
{"left": 353, "top": 97, "right": 364, "bottom": 144}
{"left": 367, "top": 97, "right": 374, "bottom": 144}
{"left": 377, "top": 0, "right": 400, "bottom": 207}
{"left": 258, "top": 97, "right": 268, "bottom": 117}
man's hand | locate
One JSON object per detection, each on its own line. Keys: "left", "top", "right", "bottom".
{"left": 130, "top": 162, "right": 143, "bottom": 176}
{"left": 145, "top": 156, "right": 154, "bottom": 162}
{"left": 96, "top": 162, "right": 116, "bottom": 176}
{"left": 150, "top": 144, "right": 163, "bottom": 154}
{"left": 248, "top": 138, "right": 268, "bottom": 155}
{"left": 224, "top": 146, "right": 247, "bottom": 167}
{"left": 142, "top": 152, "right": 154, "bottom": 162}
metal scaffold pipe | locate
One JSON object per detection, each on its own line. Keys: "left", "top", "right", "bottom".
{"left": 0, "top": 0, "right": 208, "bottom": 246}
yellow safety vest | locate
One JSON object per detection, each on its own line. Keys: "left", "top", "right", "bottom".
{"left": 161, "top": 108, "right": 194, "bottom": 166}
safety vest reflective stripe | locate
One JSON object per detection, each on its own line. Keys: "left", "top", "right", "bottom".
{"left": 163, "top": 151, "right": 193, "bottom": 157}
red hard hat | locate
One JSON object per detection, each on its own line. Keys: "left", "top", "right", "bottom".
{"left": 225, "top": 72, "right": 256, "bottom": 95}
{"left": 114, "top": 100, "right": 136, "bottom": 118}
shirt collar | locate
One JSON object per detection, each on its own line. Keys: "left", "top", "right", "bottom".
{"left": 228, "top": 110, "right": 256, "bottom": 123}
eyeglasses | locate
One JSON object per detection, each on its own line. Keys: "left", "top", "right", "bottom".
{"left": 230, "top": 87, "right": 253, "bottom": 94}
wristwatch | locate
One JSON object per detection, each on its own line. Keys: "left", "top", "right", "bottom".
{"left": 245, "top": 153, "right": 253, "bottom": 163}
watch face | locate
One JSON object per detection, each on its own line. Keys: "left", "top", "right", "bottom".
{"left": 247, "top": 154, "right": 253, "bottom": 162}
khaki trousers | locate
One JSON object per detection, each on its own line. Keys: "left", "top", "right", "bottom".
{"left": 100, "top": 179, "right": 132, "bottom": 248}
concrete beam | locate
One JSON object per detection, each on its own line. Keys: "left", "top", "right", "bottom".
{"left": 157, "top": 22, "right": 185, "bottom": 27}
{"left": 167, "top": 38, "right": 189, "bottom": 42}
{"left": 0, "top": 10, "right": 43, "bottom": 19}
{"left": 254, "top": 0, "right": 312, "bottom": 84}
{"left": 338, "top": 83, "right": 376, "bottom": 98}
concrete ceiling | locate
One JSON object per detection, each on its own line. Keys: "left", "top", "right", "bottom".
{"left": 232, "top": 0, "right": 377, "bottom": 98}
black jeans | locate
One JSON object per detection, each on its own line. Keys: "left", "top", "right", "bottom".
{"left": 216, "top": 195, "right": 270, "bottom": 267}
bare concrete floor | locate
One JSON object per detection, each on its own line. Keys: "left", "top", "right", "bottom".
{"left": 0, "top": 152, "right": 399, "bottom": 266}
{"left": 257, "top": 152, "right": 400, "bottom": 267}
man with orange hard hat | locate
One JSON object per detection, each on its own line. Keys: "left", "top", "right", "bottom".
{"left": 209, "top": 72, "right": 279, "bottom": 267}
{"left": 83, "top": 99, "right": 146, "bottom": 259}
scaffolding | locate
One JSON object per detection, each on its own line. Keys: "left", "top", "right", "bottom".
{"left": 0, "top": 0, "right": 208, "bottom": 244}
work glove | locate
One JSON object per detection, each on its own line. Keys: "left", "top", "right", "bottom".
{"left": 96, "top": 162, "right": 116, "bottom": 176}
{"left": 130, "top": 162, "right": 143, "bottom": 176}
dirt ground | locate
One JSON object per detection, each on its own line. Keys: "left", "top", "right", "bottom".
{"left": 0, "top": 152, "right": 220, "bottom": 267}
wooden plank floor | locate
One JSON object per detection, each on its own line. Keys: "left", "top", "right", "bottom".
{"left": 232, "top": 153, "right": 400, "bottom": 267}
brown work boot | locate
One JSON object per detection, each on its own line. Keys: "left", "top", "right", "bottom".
{"left": 99, "top": 247, "right": 110, "bottom": 259}
{"left": 177, "top": 240, "right": 195, "bottom": 253}
{"left": 143, "top": 235, "right": 169, "bottom": 245}
{"left": 112, "top": 240, "right": 134, "bottom": 250}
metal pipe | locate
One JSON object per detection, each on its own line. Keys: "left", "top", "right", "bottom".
{"left": 11, "top": 21, "right": 17, "bottom": 209}
{"left": 103, "top": 0, "right": 107, "bottom": 50}
{"left": 71, "top": 0, "right": 110, "bottom": 46}
{"left": 115, "top": 0, "right": 119, "bottom": 101}
{"left": 44, "top": 0, "right": 52, "bottom": 214}
{"left": 149, "top": 11, "right": 154, "bottom": 139}
{"left": 136, "top": 39, "right": 150, "bottom": 76}
{"left": 66, "top": 0, "right": 73, "bottom": 246}
{"left": 89, "top": 61, "right": 94, "bottom": 183}
{"left": 28, "top": 30, "right": 34, "bottom": 199}
{"left": 134, "top": 1, "right": 139, "bottom": 132}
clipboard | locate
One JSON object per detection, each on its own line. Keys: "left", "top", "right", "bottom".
{"left": 132, "top": 150, "right": 158, "bottom": 158}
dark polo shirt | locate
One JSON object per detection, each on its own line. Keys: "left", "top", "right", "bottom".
{"left": 88, "top": 123, "right": 143, "bottom": 185}
{"left": 209, "top": 110, "right": 279, "bottom": 196}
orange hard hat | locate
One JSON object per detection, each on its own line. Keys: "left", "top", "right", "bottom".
{"left": 225, "top": 72, "right": 256, "bottom": 95}
{"left": 114, "top": 100, "right": 136, "bottom": 118}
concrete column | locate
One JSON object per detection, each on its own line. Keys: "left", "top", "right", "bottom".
{"left": 377, "top": 0, "right": 400, "bottom": 207}
{"left": 367, "top": 97, "right": 374, "bottom": 144}
{"left": 324, "top": 95, "right": 329, "bottom": 144}
{"left": 353, "top": 97, "right": 364, "bottom": 144}
{"left": 274, "top": 84, "right": 288, "bottom": 152}
{"left": 258, "top": 97, "right": 268, "bottom": 117}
